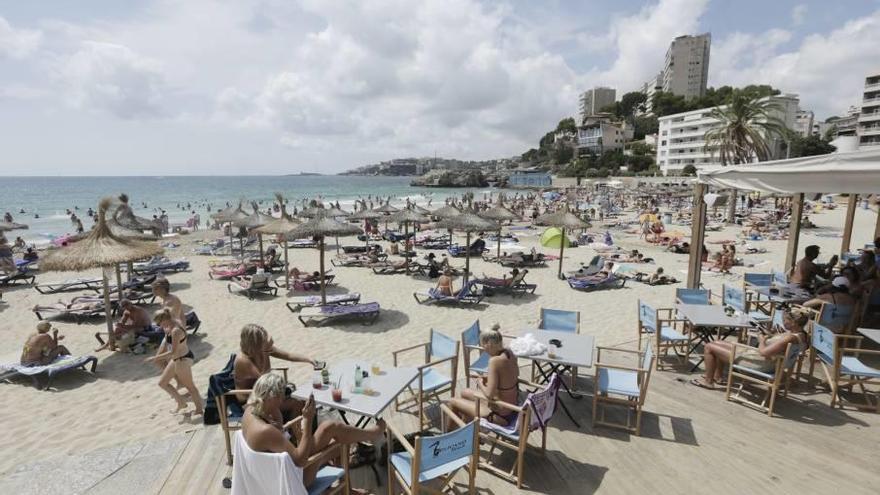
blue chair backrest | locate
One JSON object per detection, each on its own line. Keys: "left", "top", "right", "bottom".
{"left": 771, "top": 308, "right": 785, "bottom": 331}
{"left": 722, "top": 285, "right": 745, "bottom": 312}
{"left": 430, "top": 329, "right": 458, "bottom": 359}
{"left": 811, "top": 323, "right": 835, "bottom": 363}
{"left": 676, "top": 288, "right": 710, "bottom": 305}
{"left": 461, "top": 320, "right": 480, "bottom": 347}
{"left": 819, "top": 303, "right": 853, "bottom": 332}
{"left": 641, "top": 342, "right": 654, "bottom": 371}
{"left": 782, "top": 342, "right": 803, "bottom": 370}
{"left": 772, "top": 269, "right": 787, "bottom": 285}
{"left": 638, "top": 301, "right": 657, "bottom": 332}
{"left": 743, "top": 273, "right": 772, "bottom": 287}
{"left": 419, "top": 421, "right": 476, "bottom": 473}
{"left": 540, "top": 308, "right": 579, "bottom": 333}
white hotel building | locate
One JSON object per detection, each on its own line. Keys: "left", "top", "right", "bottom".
{"left": 655, "top": 94, "right": 800, "bottom": 175}
{"left": 858, "top": 72, "right": 880, "bottom": 148}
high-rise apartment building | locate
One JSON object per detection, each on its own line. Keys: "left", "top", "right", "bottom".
{"left": 638, "top": 72, "right": 664, "bottom": 115}
{"left": 794, "top": 110, "right": 815, "bottom": 137}
{"left": 578, "top": 87, "right": 616, "bottom": 122}
{"left": 858, "top": 72, "right": 880, "bottom": 148}
{"left": 655, "top": 94, "right": 800, "bottom": 175}
{"left": 662, "top": 33, "right": 711, "bottom": 100}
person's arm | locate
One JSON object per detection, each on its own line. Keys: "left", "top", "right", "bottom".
{"left": 270, "top": 347, "right": 315, "bottom": 366}
{"left": 758, "top": 333, "right": 797, "bottom": 358}
{"left": 478, "top": 358, "right": 500, "bottom": 399}
{"left": 148, "top": 326, "right": 182, "bottom": 362}
{"left": 282, "top": 395, "right": 315, "bottom": 466}
{"left": 802, "top": 297, "right": 824, "bottom": 309}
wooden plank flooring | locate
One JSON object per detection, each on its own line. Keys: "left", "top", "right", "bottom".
{"left": 151, "top": 362, "right": 880, "bottom": 495}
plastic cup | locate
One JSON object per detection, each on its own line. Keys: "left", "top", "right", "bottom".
{"left": 331, "top": 388, "right": 343, "bottom": 402}
{"left": 371, "top": 363, "right": 381, "bottom": 375}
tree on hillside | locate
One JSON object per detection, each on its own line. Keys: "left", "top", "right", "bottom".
{"left": 788, "top": 133, "right": 837, "bottom": 158}
{"left": 556, "top": 117, "right": 578, "bottom": 135}
{"left": 620, "top": 92, "right": 648, "bottom": 118}
{"left": 682, "top": 164, "right": 697, "bottom": 176}
{"left": 703, "top": 89, "right": 787, "bottom": 223}
{"left": 633, "top": 115, "right": 658, "bottom": 140}
{"left": 652, "top": 91, "right": 691, "bottom": 117}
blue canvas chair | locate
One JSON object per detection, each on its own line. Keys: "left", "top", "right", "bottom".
{"left": 816, "top": 302, "right": 857, "bottom": 334}
{"left": 722, "top": 284, "right": 770, "bottom": 323}
{"left": 725, "top": 339, "right": 804, "bottom": 417}
{"left": 232, "top": 430, "right": 349, "bottom": 495}
{"left": 637, "top": 300, "right": 690, "bottom": 370}
{"left": 743, "top": 273, "right": 772, "bottom": 288}
{"left": 592, "top": 343, "right": 655, "bottom": 435}
{"left": 675, "top": 288, "right": 711, "bottom": 305}
{"left": 771, "top": 269, "right": 788, "bottom": 286}
{"left": 809, "top": 322, "right": 880, "bottom": 412}
{"left": 393, "top": 329, "right": 460, "bottom": 431}
{"left": 387, "top": 405, "right": 480, "bottom": 495}
{"left": 478, "top": 374, "right": 562, "bottom": 488}
{"left": 538, "top": 308, "right": 580, "bottom": 333}
{"left": 460, "top": 320, "right": 489, "bottom": 388}
{"left": 743, "top": 273, "right": 773, "bottom": 316}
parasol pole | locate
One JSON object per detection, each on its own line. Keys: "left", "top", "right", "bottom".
{"left": 284, "top": 239, "right": 290, "bottom": 289}
{"left": 558, "top": 227, "right": 566, "bottom": 279}
{"left": 404, "top": 221, "right": 410, "bottom": 274}
{"left": 464, "top": 231, "right": 471, "bottom": 286}
{"left": 497, "top": 224, "right": 502, "bottom": 259}
{"left": 102, "top": 267, "right": 114, "bottom": 347}
{"left": 127, "top": 261, "right": 133, "bottom": 282}
{"left": 115, "top": 264, "right": 124, "bottom": 302}
{"left": 319, "top": 236, "right": 327, "bottom": 305}
{"left": 258, "top": 233, "right": 264, "bottom": 266}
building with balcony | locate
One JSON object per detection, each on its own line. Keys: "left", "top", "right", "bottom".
{"left": 577, "top": 115, "right": 626, "bottom": 154}
{"left": 507, "top": 168, "right": 552, "bottom": 187}
{"left": 859, "top": 72, "right": 880, "bottom": 148}
{"left": 655, "top": 94, "right": 799, "bottom": 175}
{"left": 579, "top": 87, "right": 617, "bottom": 123}
{"left": 638, "top": 72, "right": 664, "bottom": 115}
{"left": 794, "top": 110, "right": 815, "bottom": 137}
{"left": 663, "top": 33, "right": 711, "bottom": 100}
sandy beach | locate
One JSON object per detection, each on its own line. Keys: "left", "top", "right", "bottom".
{"left": 0, "top": 200, "right": 877, "bottom": 485}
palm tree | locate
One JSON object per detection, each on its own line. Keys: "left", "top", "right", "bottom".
{"left": 703, "top": 90, "right": 786, "bottom": 223}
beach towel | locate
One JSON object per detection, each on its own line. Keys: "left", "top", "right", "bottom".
{"left": 0, "top": 355, "right": 97, "bottom": 389}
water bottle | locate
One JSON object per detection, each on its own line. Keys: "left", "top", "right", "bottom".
{"left": 354, "top": 365, "right": 363, "bottom": 389}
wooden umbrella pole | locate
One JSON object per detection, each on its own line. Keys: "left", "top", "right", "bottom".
{"left": 319, "top": 237, "right": 327, "bottom": 305}
{"left": 335, "top": 235, "right": 340, "bottom": 255}
{"left": 102, "top": 268, "right": 114, "bottom": 347}
{"left": 127, "top": 261, "right": 133, "bottom": 282}
{"left": 284, "top": 239, "right": 290, "bottom": 289}
{"left": 404, "top": 222, "right": 410, "bottom": 274}
{"left": 497, "top": 226, "right": 502, "bottom": 259}
{"left": 558, "top": 227, "right": 566, "bottom": 279}
{"left": 258, "top": 234, "right": 264, "bottom": 266}
{"left": 464, "top": 231, "right": 471, "bottom": 286}
{"left": 115, "top": 264, "right": 124, "bottom": 302}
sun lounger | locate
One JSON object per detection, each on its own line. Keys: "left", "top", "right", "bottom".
{"left": 32, "top": 299, "right": 106, "bottom": 323}
{"left": 474, "top": 270, "right": 537, "bottom": 298}
{"left": 209, "top": 264, "right": 251, "bottom": 280}
{"left": 331, "top": 253, "right": 387, "bottom": 267}
{"left": 0, "top": 269, "right": 35, "bottom": 286}
{"left": 0, "top": 355, "right": 98, "bottom": 390}
{"left": 567, "top": 274, "right": 626, "bottom": 291}
{"left": 227, "top": 274, "right": 278, "bottom": 299}
{"left": 371, "top": 262, "right": 420, "bottom": 275}
{"left": 286, "top": 292, "right": 361, "bottom": 312}
{"left": 105, "top": 274, "right": 158, "bottom": 293}
{"left": 488, "top": 253, "right": 548, "bottom": 268}
{"left": 34, "top": 277, "right": 103, "bottom": 294}
{"left": 447, "top": 245, "right": 487, "bottom": 257}
{"left": 297, "top": 302, "right": 381, "bottom": 326}
{"left": 288, "top": 239, "right": 317, "bottom": 249}
{"left": 275, "top": 273, "right": 335, "bottom": 290}
{"left": 193, "top": 238, "right": 226, "bottom": 255}
{"left": 132, "top": 257, "right": 189, "bottom": 275}
{"left": 413, "top": 281, "right": 485, "bottom": 305}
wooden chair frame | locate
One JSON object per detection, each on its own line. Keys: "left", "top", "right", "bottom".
{"left": 725, "top": 342, "right": 800, "bottom": 417}
{"left": 386, "top": 403, "right": 479, "bottom": 495}
{"left": 636, "top": 300, "right": 690, "bottom": 370}
{"left": 592, "top": 346, "right": 655, "bottom": 435}
{"left": 809, "top": 325, "right": 880, "bottom": 412}
{"left": 392, "top": 335, "right": 459, "bottom": 432}
{"left": 217, "top": 367, "right": 288, "bottom": 465}
{"left": 460, "top": 322, "right": 484, "bottom": 389}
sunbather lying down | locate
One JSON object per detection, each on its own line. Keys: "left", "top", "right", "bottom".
{"left": 288, "top": 267, "right": 322, "bottom": 281}
{"left": 33, "top": 298, "right": 104, "bottom": 312}
{"left": 645, "top": 268, "right": 678, "bottom": 285}
{"left": 571, "top": 262, "right": 614, "bottom": 281}
{"left": 477, "top": 268, "right": 521, "bottom": 286}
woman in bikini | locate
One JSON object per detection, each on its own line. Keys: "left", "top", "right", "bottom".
{"left": 145, "top": 308, "right": 204, "bottom": 416}
{"left": 435, "top": 269, "right": 455, "bottom": 296}
{"left": 447, "top": 325, "right": 520, "bottom": 428}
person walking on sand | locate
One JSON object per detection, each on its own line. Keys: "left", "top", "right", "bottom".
{"left": 145, "top": 309, "right": 204, "bottom": 417}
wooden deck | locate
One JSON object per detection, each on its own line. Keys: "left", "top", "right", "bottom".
{"left": 150, "top": 363, "right": 880, "bottom": 495}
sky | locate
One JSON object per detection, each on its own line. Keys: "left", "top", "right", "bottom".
{"left": 1, "top": 0, "right": 879, "bottom": 176}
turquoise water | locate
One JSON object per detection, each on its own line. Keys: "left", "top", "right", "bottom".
{"left": 0, "top": 176, "right": 496, "bottom": 244}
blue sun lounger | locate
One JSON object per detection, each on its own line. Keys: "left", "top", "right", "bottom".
{"left": 413, "top": 280, "right": 485, "bottom": 305}
{"left": 0, "top": 355, "right": 98, "bottom": 390}
{"left": 298, "top": 302, "right": 381, "bottom": 327}
{"left": 567, "top": 274, "right": 626, "bottom": 291}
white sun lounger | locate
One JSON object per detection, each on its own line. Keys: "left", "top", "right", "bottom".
{"left": 286, "top": 293, "right": 361, "bottom": 312}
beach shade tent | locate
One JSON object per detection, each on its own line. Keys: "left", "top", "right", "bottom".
{"left": 254, "top": 194, "right": 301, "bottom": 290}
{"left": 40, "top": 198, "right": 163, "bottom": 347}
{"left": 686, "top": 148, "right": 880, "bottom": 289}
{"left": 478, "top": 201, "right": 519, "bottom": 258}
{"left": 535, "top": 208, "right": 590, "bottom": 279}
{"left": 431, "top": 204, "right": 463, "bottom": 247}
{"left": 349, "top": 208, "right": 383, "bottom": 248}
{"left": 286, "top": 216, "right": 363, "bottom": 304}
{"left": 436, "top": 213, "right": 496, "bottom": 286}
{"left": 386, "top": 208, "right": 429, "bottom": 273}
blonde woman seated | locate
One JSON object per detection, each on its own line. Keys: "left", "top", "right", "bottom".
{"left": 145, "top": 308, "right": 204, "bottom": 416}
{"left": 239, "top": 373, "right": 384, "bottom": 492}
{"left": 691, "top": 308, "right": 809, "bottom": 390}
{"left": 447, "top": 326, "right": 520, "bottom": 427}
{"left": 234, "top": 324, "right": 319, "bottom": 420}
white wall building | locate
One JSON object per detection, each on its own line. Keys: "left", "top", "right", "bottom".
{"left": 638, "top": 72, "right": 664, "bottom": 115}
{"left": 656, "top": 94, "right": 799, "bottom": 175}
{"left": 579, "top": 87, "right": 617, "bottom": 122}
{"left": 663, "top": 33, "right": 711, "bottom": 100}
{"left": 859, "top": 72, "right": 880, "bottom": 148}
{"left": 794, "top": 110, "right": 815, "bottom": 137}
{"left": 577, "top": 116, "right": 626, "bottom": 154}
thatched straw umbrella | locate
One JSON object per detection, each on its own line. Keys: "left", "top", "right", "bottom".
{"left": 373, "top": 202, "right": 399, "bottom": 232}
{"left": 479, "top": 199, "right": 519, "bottom": 259}
{"left": 108, "top": 203, "right": 159, "bottom": 293}
{"left": 349, "top": 208, "right": 383, "bottom": 249}
{"left": 411, "top": 204, "right": 432, "bottom": 216}
{"left": 116, "top": 194, "right": 161, "bottom": 236}
{"left": 254, "top": 194, "right": 301, "bottom": 289}
{"left": 436, "top": 213, "right": 495, "bottom": 286}
{"left": 431, "top": 204, "right": 462, "bottom": 247}
{"left": 287, "top": 217, "right": 363, "bottom": 304}
{"left": 41, "top": 198, "right": 163, "bottom": 346}
{"left": 244, "top": 203, "right": 274, "bottom": 265}
{"left": 302, "top": 206, "right": 351, "bottom": 254}
{"left": 387, "top": 209, "right": 429, "bottom": 274}
{"left": 535, "top": 206, "right": 591, "bottom": 278}
{"left": 212, "top": 203, "right": 250, "bottom": 257}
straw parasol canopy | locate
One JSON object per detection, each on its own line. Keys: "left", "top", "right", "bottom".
{"left": 436, "top": 213, "right": 495, "bottom": 285}
{"left": 479, "top": 202, "right": 519, "bottom": 259}
{"left": 387, "top": 209, "right": 429, "bottom": 273}
{"left": 116, "top": 194, "right": 161, "bottom": 235}
{"left": 373, "top": 203, "right": 399, "bottom": 214}
{"left": 41, "top": 198, "right": 163, "bottom": 346}
{"left": 243, "top": 202, "right": 275, "bottom": 264}
{"left": 349, "top": 208, "right": 383, "bottom": 248}
{"left": 535, "top": 207, "right": 591, "bottom": 278}
{"left": 287, "top": 216, "right": 363, "bottom": 304}
{"left": 411, "top": 204, "right": 432, "bottom": 215}
{"left": 431, "top": 204, "right": 462, "bottom": 219}
{"left": 254, "top": 193, "right": 301, "bottom": 288}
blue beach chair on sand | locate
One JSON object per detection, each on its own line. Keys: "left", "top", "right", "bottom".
{"left": 722, "top": 284, "right": 770, "bottom": 323}
{"left": 593, "top": 343, "right": 655, "bottom": 434}
{"left": 538, "top": 308, "right": 580, "bottom": 333}
{"left": 675, "top": 288, "right": 711, "bottom": 305}
{"left": 461, "top": 320, "right": 489, "bottom": 386}
{"left": 637, "top": 300, "right": 690, "bottom": 370}
{"left": 413, "top": 280, "right": 484, "bottom": 306}
{"left": 393, "top": 329, "right": 460, "bottom": 432}
{"left": 808, "top": 322, "right": 880, "bottom": 412}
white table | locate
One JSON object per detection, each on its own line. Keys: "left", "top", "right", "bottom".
{"left": 676, "top": 304, "right": 755, "bottom": 371}
{"left": 857, "top": 328, "right": 880, "bottom": 345}
{"left": 753, "top": 285, "right": 812, "bottom": 304}
{"left": 291, "top": 359, "right": 418, "bottom": 423}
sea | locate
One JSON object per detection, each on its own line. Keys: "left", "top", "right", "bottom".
{"left": 0, "top": 176, "right": 499, "bottom": 245}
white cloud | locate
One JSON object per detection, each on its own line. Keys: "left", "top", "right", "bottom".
{"left": 55, "top": 41, "right": 169, "bottom": 119}
{"left": 0, "top": 15, "right": 42, "bottom": 58}
{"left": 792, "top": 4, "right": 808, "bottom": 26}
{"left": 712, "top": 11, "right": 880, "bottom": 117}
